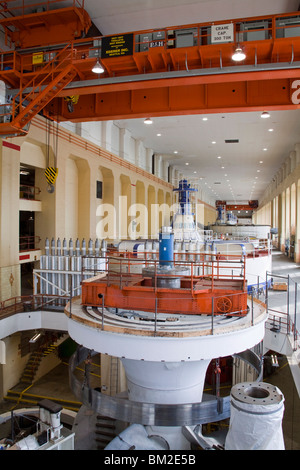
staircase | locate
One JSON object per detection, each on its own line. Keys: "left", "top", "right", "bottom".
{"left": 95, "top": 415, "right": 117, "bottom": 449}
{"left": 110, "top": 357, "right": 119, "bottom": 397}
{"left": 19, "top": 333, "right": 68, "bottom": 384}
{"left": 0, "top": 44, "right": 77, "bottom": 136}
{"left": 20, "top": 350, "right": 44, "bottom": 384}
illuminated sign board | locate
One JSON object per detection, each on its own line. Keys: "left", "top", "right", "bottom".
{"left": 101, "top": 33, "right": 134, "bottom": 58}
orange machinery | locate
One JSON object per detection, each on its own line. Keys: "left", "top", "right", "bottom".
{"left": 81, "top": 252, "right": 248, "bottom": 317}
{"left": 0, "top": 4, "right": 300, "bottom": 135}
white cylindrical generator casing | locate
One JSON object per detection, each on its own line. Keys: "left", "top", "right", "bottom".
{"left": 225, "top": 382, "right": 285, "bottom": 450}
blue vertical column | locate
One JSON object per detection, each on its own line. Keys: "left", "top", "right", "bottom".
{"left": 159, "top": 229, "right": 174, "bottom": 267}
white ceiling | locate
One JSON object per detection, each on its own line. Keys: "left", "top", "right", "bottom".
{"left": 85, "top": 0, "right": 300, "bottom": 36}
{"left": 114, "top": 110, "right": 300, "bottom": 202}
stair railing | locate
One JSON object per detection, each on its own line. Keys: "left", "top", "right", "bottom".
{"left": 11, "top": 42, "right": 75, "bottom": 125}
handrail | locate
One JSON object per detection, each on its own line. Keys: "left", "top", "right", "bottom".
{"left": 81, "top": 251, "right": 246, "bottom": 289}
{"left": 266, "top": 312, "right": 300, "bottom": 351}
{"left": 13, "top": 42, "right": 74, "bottom": 115}
{"left": 1, "top": 10, "right": 300, "bottom": 81}
{"left": 80, "top": 252, "right": 247, "bottom": 318}
{"left": 0, "top": 0, "right": 85, "bottom": 16}
{"left": 0, "top": 293, "right": 70, "bottom": 319}
{"left": 19, "top": 235, "right": 41, "bottom": 251}
{"left": 1, "top": 10, "right": 300, "bottom": 133}
{"left": 19, "top": 184, "right": 41, "bottom": 200}
{"left": 30, "top": 115, "right": 172, "bottom": 190}
{"left": 265, "top": 272, "right": 299, "bottom": 352}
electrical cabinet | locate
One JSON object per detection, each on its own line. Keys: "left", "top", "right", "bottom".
{"left": 175, "top": 28, "right": 198, "bottom": 48}
{"left": 239, "top": 20, "right": 269, "bottom": 41}
{"left": 276, "top": 16, "right": 300, "bottom": 38}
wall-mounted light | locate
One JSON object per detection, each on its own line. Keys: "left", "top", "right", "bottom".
{"left": 232, "top": 46, "right": 246, "bottom": 62}
{"left": 92, "top": 59, "right": 105, "bottom": 74}
{"left": 144, "top": 117, "right": 153, "bottom": 125}
{"left": 29, "top": 331, "right": 42, "bottom": 343}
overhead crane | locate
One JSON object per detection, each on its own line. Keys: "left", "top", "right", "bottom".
{"left": 1, "top": 2, "right": 300, "bottom": 136}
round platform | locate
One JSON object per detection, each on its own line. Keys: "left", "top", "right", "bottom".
{"left": 65, "top": 296, "right": 267, "bottom": 362}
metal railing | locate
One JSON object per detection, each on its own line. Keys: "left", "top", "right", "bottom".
{"left": 0, "top": 0, "right": 85, "bottom": 16}
{"left": 265, "top": 272, "right": 300, "bottom": 351}
{"left": 81, "top": 251, "right": 247, "bottom": 293}
{"left": 0, "top": 293, "right": 72, "bottom": 319}
{"left": 81, "top": 289, "right": 253, "bottom": 332}
{"left": 1, "top": 11, "right": 300, "bottom": 79}
{"left": 19, "top": 235, "right": 41, "bottom": 252}
{"left": 19, "top": 184, "right": 41, "bottom": 200}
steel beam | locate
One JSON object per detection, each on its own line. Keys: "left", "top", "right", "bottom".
{"left": 46, "top": 68, "right": 300, "bottom": 122}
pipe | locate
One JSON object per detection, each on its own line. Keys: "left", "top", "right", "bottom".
{"left": 159, "top": 226, "right": 174, "bottom": 267}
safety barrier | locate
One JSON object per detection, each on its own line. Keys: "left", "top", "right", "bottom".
{"left": 265, "top": 272, "right": 300, "bottom": 351}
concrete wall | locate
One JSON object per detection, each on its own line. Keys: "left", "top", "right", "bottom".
{"left": 0, "top": 114, "right": 216, "bottom": 303}
{"left": 254, "top": 143, "right": 300, "bottom": 262}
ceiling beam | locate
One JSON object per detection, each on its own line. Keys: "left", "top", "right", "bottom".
{"left": 46, "top": 72, "right": 300, "bottom": 122}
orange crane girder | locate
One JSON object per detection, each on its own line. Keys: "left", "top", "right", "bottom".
{"left": 0, "top": 5, "right": 91, "bottom": 48}
{"left": 45, "top": 74, "right": 299, "bottom": 122}
{"left": 81, "top": 274, "right": 248, "bottom": 317}
{"left": 2, "top": 10, "right": 300, "bottom": 132}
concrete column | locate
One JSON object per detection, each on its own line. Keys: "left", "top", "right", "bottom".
{"left": 162, "top": 160, "right": 169, "bottom": 182}
{"left": 145, "top": 148, "right": 153, "bottom": 173}
{"left": 154, "top": 154, "right": 162, "bottom": 178}
{"left": 279, "top": 193, "right": 285, "bottom": 251}
{"left": 0, "top": 141, "right": 21, "bottom": 301}
{"left": 80, "top": 121, "right": 102, "bottom": 147}
{"left": 135, "top": 139, "right": 143, "bottom": 167}
{"left": 101, "top": 121, "right": 114, "bottom": 152}
{"left": 119, "top": 128, "right": 132, "bottom": 161}
{"left": 296, "top": 181, "right": 300, "bottom": 263}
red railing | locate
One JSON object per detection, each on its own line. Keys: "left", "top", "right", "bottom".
{"left": 0, "top": 293, "right": 70, "bottom": 319}
{"left": 0, "top": 0, "right": 85, "bottom": 16}
{"left": 20, "top": 184, "right": 41, "bottom": 200}
{"left": 19, "top": 235, "right": 41, "bottom": 252}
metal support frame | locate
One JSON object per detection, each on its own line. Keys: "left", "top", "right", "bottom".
{"left": 266, "top": 271, "right": 300, "bottom": 351}
{"left": 69, "top": 346, "right": 263, "bottom": 427}
{"left": 1, "top": 10, "right": 300, "bottom": 133}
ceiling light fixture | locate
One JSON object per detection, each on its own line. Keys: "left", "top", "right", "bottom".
{"left": 261, "top": 111, "right": 270, "bottom": 119}
{"left": 92, "top": 59, "right": 105, "bottom": 74}
{"left": 144, "top": 117, "right": 153, "bottom": 125}
{"left": 29, "top": 331, "right": 42, "bottom": 343}
{"left": 232, "top": 46, "right": 246, "bottom": 62}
